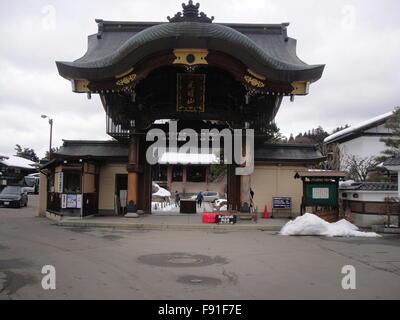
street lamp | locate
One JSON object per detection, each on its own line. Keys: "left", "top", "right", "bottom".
{"left": 41, "top": 115, "right": 54, "bottom": 160}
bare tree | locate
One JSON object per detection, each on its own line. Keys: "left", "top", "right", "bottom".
{"left": 316, "top": 143, "right": 342, "bottom": 171}
{"left": 344, "top": 155, "right": 379, "bottom": 181}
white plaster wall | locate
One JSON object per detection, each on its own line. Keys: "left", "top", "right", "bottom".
{"left": 339, "top": 136, "right": 387, "bottom": 169}
{"left": 352, "top": 213, "right": 397, "bottom": 228}
{"left": 340, "top": 190, "right": 399, "bottom": 227}
{"left": 364, "top": 123, "right": 391, "bottom": 134}
{"left": 340, "top": 191, "right": 398, "bottom": 202}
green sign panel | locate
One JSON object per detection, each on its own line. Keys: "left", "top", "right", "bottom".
{"left": 304, "top": 183, "right": 337, "bottom": 206}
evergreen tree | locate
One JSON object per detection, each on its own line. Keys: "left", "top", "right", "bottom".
{"left": 14, "top": 144, "right": 39, "bottom": 163}
{"left": 378, "top": 107, "right": 400, "bottom": 161}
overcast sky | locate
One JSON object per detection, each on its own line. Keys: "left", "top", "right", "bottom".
{"left": 1, "top": 0, "right": 399, "bottom": 159}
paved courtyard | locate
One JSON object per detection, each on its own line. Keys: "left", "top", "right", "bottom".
{"left": 0, "top": 195, "right": 400, "bottom": 300}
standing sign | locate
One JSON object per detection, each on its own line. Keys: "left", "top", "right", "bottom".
{"left": 273, "top": 197, "right": 292, "bottom": 210}
{"left": 66, "top": 195, "right": 78, "bottom": 208}
{"left": 216, "top": 215, "right": 237, "bottom": 225}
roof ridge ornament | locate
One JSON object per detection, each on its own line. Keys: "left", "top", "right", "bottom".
{"left": 167, "top": 1, "right": 214, "bottom": 23}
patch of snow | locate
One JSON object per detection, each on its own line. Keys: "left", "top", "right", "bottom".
{"left": 219, "top": 205, "right": 228, "bottom": 211}
{"left": 339, "top": 180, "right": 355, "bottom": 188}
{"left": 0, "top": 156, "right": 37, "bottom": 169}
{"left": 280, "top": 213, "right": 381, "bottom": 238}
{"left": 324, "top": 111, "right": 393, "bottom": 144}
{"left": 153, "top": 187, "right": 171, "bottom": 197}
{"left": 151, "top": 202, "right": 176, "bottom": 212}
{"left": 159, "top": 152, "right": 220, "bottom": 165}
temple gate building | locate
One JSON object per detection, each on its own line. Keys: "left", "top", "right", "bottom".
{"left": 38, "top": 1, "right": 325, "bottom": 218}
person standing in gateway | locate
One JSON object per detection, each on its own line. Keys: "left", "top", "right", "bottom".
{"left": 175, "top": 191, "right": 181, "bottom": 208}
{"left": 196, "top": 192, "right": 204, "bottom": 208}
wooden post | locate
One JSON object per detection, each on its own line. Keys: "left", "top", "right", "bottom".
{"left": 127, "top": 134, "right": 139, "bottom": 212}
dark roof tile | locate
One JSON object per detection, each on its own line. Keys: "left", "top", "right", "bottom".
{"left": 383, "top": 157, "right": 400, "bottom": 166}
{"left": 255, "top": 144, "right": 325, "bottom": 163}
{"left": 340, "top": 182, "right": 398, "bottom": 192}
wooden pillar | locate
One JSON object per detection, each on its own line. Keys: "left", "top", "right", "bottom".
{"left": 240, "top": 129, "right": 251, "bottom": 207}
{"left": 167, "top": 166, "right": 173, "bottom": 191}
{"left": 240, "top": 175, "right": 251, "bottom": 205}
{"left": 205, "top": 166, "right": 210, "bottom": 191}
{"left": 183, "top": 166, "right": 188, "bottom": 194}
{"left": 127, "top": 134, "right": 139, "bottom": 210}
{"left": 38, "top": 172, "right": 48, "bottom": 217}
{"left": 227, "top": 164, "right": 241, "bottom": 211}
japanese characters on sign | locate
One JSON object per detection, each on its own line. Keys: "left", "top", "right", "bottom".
{"left": 177, "top": 73, "right": 206, "bottom": 113}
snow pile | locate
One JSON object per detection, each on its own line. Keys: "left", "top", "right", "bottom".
{"left": 280, "top": 213, "right": 381, "bottom": 238}
{"left": 152, "top": 202, "right": 175, "bottom": 212}
{"left": 152, "top": 183, "right": 171, "bottom": 197}
{"left": 153, "top": 187, "right": 171, "bottom": 197}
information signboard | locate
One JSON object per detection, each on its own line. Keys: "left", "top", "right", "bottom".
{"left": 273, "top": 197, "right": 292, "bottom": 210}
{"left": 61, "top": 194, "right": 82, "bottom": 209}
{"left": 304, "top": 183, "right": 337, "bottom": 206}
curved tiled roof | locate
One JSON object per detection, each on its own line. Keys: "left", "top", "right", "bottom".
{"left": 255, "top": 144, "right": 325, "bottom": 163}
{"left": 54, "top": 140, "right": 129, "bottom": 159}
{"left": 56, "top": 21, "right": 324, "bottom": 82}
{"left": 383, "top": 157, "right": 400, "bottom": 167}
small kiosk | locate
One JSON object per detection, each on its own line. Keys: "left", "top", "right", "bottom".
{"left": 295, "top": 171, "right": 347, "bottom": 222}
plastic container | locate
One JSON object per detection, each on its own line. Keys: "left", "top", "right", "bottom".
{"left": 202, "top": 213, "right": 219, "bottom": 224}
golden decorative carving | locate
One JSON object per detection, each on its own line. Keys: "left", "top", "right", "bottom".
{"left": 115, "top": 68, "right": 134, "bottom": 79}
{"left": 291, "top": 81, "right": 310, "bottom": 95}
{"left": 116, "top": 73, "right": 137, "bottom": 86}
{"left": 71, "top": 79, "right": 90, "bottom": 93}
{"left": 247, "top": 69, "right": 266, "bottom": 81}
{"left": 173, "top": 49, "right": 209, "bottom": 66}
{"left": 244, "top": 75, "right": 265, "bottom": 88}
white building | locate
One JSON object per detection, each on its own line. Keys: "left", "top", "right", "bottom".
{"left": 324, "top": 111, "right": 394, "bottom": 169}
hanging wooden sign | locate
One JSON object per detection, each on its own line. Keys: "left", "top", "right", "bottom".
{"left": 176, "top": 73, "right": 206, "bottom": 113}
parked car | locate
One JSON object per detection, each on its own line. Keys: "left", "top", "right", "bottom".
{"left": 190, "top": 192, "right": 220, "bottom": 203}
{"left": 214, "top": 198, "right": 228, "bottom": 211}
{"left": 23, "top": 175, "right": 39, "bottom": 194}
{"left": 22, "top": 185, "right": 35, "bottom": 194}
{"left": 0, "top": 186, "right": 28, "bottom": 208}
{"left": 214, "top": 199, "right": 227, "bottom": 207}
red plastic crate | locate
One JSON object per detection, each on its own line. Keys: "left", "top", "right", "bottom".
{"left": 202, "top": 213, "right": 218, "bottom": 224}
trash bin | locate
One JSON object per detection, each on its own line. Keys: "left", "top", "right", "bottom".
{"left": 180, "top": 200, "right": 197, "bottom": 214}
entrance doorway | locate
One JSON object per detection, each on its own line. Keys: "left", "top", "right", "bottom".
{"left": 115, "top": 174, "right": 128, "bottom": 215}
